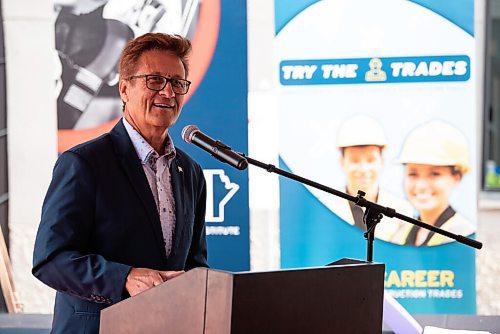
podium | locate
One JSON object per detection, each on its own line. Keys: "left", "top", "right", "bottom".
{"left": 100, "top": 259, "right": 384, "bottom": 333}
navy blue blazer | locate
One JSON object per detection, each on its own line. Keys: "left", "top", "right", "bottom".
{"left": 32, "top": 120, "right": 208, "bottom": 334}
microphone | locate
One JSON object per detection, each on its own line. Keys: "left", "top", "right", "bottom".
{"left": 182, "top": 125, "right": 248, "bottom": 170}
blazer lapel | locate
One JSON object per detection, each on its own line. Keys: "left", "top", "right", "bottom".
{"left": 170, "top": 157, "right": 186, "bottom": 258}
{"left": 109, "top": 120, "right": 167, "bottom": 258}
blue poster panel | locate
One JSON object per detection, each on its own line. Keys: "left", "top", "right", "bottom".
{"left": 171, "top": 1, "right": 249, "bottom": 271}
{"left": 275, "top": 0, "right": 477, "bottom": 313}
{"left": 54, "top": 0, "right": 249, "bottom": 271}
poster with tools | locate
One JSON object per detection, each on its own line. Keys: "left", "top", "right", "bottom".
{"left": 276, "top": 0, "right": 477, "bottom": 313}
{"left": 54, "top": 0, "right": 249, "bottom": 270}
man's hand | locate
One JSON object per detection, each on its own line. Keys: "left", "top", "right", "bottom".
{"left": 125, "top": 268, "right": 184, "bottom": 297}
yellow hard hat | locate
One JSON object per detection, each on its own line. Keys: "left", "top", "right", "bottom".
{"left": 336, "top": 115, "right": 388, "bottom": 148}
{"left": 398, "top": 120, "right": 470, "bottom": 174}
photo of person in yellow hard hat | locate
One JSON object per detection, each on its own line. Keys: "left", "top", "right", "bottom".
{"left": 393, "top": 120, "right": 476, "bottom": 246}
{"left": 331, "top": 115, "right": 414, "bottom": 242}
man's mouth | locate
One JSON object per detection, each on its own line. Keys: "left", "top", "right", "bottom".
{"left": 153, "top": 103, "right": 174, "bottom": 109}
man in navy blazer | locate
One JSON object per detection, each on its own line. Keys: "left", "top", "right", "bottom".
{"left": 33, "top": 33, "right": 208, "bottom": 334}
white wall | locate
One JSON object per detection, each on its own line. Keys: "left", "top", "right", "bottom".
{"left": 3, "top": 0, "right": 57, "bottom": 313}
{"left": 247, "top": 0, "right": 281, "bottom": 271}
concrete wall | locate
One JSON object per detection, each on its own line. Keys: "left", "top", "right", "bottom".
{"left": 476, "top": 203, "right": 500, "bottom": 314}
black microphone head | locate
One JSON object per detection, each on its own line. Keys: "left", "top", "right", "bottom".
{"left": 182, "top": 125, "right": 200, "bottom": 144}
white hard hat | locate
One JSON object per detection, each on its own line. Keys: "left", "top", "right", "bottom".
{"left": 336, "top": 115, "right": 388, "bottom": 148}
{"left": 398, "top": 120, "right": 470, "bottom": 174}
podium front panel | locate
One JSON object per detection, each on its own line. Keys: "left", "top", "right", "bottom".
{"left": 229, "top": 263, "right": 384, "bottom": 333}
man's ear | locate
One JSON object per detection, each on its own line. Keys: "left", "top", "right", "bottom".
{"left": 119, "top": 79, "right": 128, "bottom": 103}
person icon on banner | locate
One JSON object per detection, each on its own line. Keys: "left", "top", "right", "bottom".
{"left": 330, "top": 115, "right": 413, "bottom": 242}
{"left": 365, "top": 57, "right": 387, "bottom": 82}
{"left": 394, "top": 120, "right": 476, "bottom": 246}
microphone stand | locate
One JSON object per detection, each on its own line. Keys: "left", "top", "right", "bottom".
{"left": 243, "top": 155, "right": 482, "bottom": 262}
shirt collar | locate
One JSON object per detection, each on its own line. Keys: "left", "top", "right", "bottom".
{"left": 122, "top": 118, "right": 176, "bottom": 165}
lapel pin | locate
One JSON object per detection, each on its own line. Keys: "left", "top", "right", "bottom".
{"left": 178, "top": 166, "right": 183, "bottom": 173}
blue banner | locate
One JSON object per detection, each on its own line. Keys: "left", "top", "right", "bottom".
{"left": 275, "top": 0, "right": 477, "bottom": 314}
{"left": 171, "top": 0, "right": 249, "bottom": 271}
{"left": 54, "top": 0, "right": 249, "bottom": 271}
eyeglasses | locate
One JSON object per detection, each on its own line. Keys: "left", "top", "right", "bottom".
{"left": 128, "top": 74, "right": 191, "bottom": 95}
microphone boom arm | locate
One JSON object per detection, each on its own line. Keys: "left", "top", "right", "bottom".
{"left": 243, "top": 154, "right": 482, "bottom": 262}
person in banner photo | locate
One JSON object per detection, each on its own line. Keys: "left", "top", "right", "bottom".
{"left": 393, "top": 120, "right": 476, "bottom": 246}
{"left": 54, "top": 0, "right": 199, "bottom": 130}
{"left": 32, "top": 33, "right": 208, "bottom": 334}
{"left": 331, "top": 115, "right": 414, "bottom": 242}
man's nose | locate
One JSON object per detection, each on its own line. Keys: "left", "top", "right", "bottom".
{"left": 357, "top": 162, "right": 370, "bottom": 173}
{"left": 159, "top": 81, "right": 175, "bottom": 97}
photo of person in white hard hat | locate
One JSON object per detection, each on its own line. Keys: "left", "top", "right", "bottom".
{"left": 394, "top": 120, "right": 476, "bottom": 246}
{"left": 331, "top": 115, "right": 414, "bottom": 242}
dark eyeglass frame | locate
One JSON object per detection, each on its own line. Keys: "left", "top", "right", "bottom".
{"left": 128, "top": 74, "right": 191, "bottom": 95}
